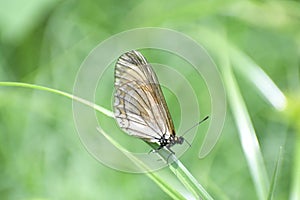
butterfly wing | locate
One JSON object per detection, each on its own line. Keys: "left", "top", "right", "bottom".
{"left": 114, "top": 50, "right": 175, "bottom": 143}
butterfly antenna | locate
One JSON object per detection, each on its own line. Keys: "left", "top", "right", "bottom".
{"left": 181, "top": 116, "right": 209, "bottom": 137}
{"left": 185, "top": 139, "right": 192, "bottom": 147}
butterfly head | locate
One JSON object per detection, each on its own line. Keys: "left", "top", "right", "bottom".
{"left": 174, "top": 136, "right": 184, "bottom": 145}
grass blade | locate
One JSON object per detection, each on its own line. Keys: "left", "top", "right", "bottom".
{"left": 147, "top": 143, "right": 214, "bottom": 200}
{"left": 0, "top": 81, "right": 114, "bottom": 118}
{"left": 194, "top": 28, "right": 270, "bottom": 199}
{"left": 267, "top": 146, "right": 284, "bottom": 200}
{"left": 97, "top": 127, "right": 187, "bottom": 200}
{"left": 1, "top": 81, "right": 213, "bottom": 200}
{"left": 290, "top": 138, "right": 300, "bottom": 200}
{"left": 229, "top": 47, "right": 287, "bottom": 111}
{"left": 222, "top": 60, "right": 269, "bottom": 200}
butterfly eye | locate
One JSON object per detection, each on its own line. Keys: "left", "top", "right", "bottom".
{"left": 178, "top": 137, "right": 184, "bottom": 144}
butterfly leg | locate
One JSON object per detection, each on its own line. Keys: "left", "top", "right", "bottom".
{"left": 148, "top": 148, "right": 157, "bottom": 154}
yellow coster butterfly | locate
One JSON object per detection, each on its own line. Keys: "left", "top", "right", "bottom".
{"left": 114, "top": 50, "right": 208, "bottom": 153}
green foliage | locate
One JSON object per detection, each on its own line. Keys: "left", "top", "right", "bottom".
{"left": 1, "top": 0, "right": 299, "bottom": 199}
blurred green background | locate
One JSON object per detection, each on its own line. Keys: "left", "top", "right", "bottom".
{"left": 0, "top": 0, "right": 299, "bottom": 199}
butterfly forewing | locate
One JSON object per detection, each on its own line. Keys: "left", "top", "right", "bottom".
{"left": 114, "top": 50, "right": 175, "bottom": 144}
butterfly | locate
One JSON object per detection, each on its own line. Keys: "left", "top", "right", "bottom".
{"left": 113, "top": 50, "right": 185, "bottom": 154}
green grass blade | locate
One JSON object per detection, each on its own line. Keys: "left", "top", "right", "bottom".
{"left": 222, "top": 59, "right": 269, "bottom": 200}
{"left": 0, "top": 81, "right": 114, "bottom": 118}
{"left": 98, "top": 127, "right": 213, "bottom": 200}
{"left": 0, "top": 81, "right": 213, "bottom": 200}
{"left": 229, "top": 47, "right": 287, "bottom": 111}
{"left": 146, "top": 143, "right": 214, "bottom": 200}
{"left": 194, "top": 28, "right": 270, "bottom": 199}
{"left": 267, "top": 146, "right": 284, "bottom": 200}
{"left": 290, "top": 123, "right": 300, "bottom": 200}
{"left": 97, "top": 127, "right": 187, "bottom": 200}
{"left": 170, "top": 160, "right": 214, "bottom": 200}
{"left": 148, "top": 143, "right": 213, "bottom": 200}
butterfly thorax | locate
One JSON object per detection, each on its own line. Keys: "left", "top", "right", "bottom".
{"left": 158, "top": 134, "right": 184, "bottom": 151}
